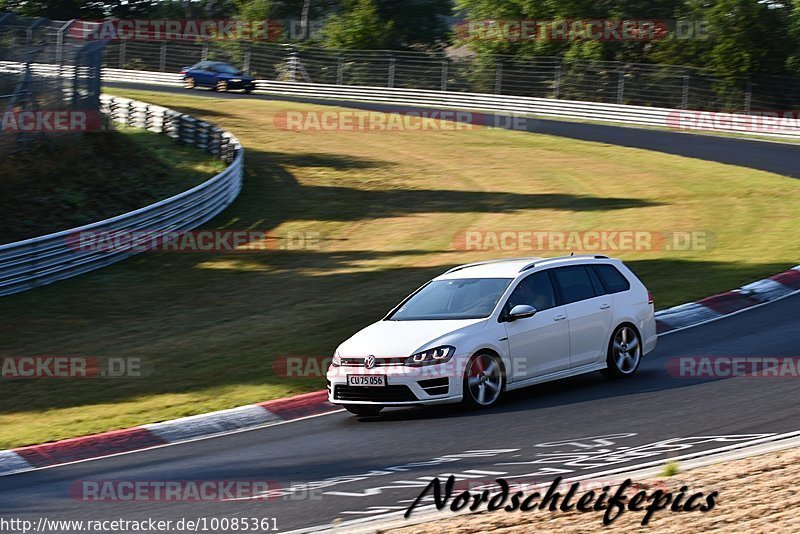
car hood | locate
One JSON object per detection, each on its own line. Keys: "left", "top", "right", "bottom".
{"left": 337, "top": 318, "right": 487, "bottom": 359}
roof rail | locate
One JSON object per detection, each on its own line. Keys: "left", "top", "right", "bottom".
{"left": 444, "top": 257, "right": 540, "bottom": 275}
{"left": 519, "top": 254, "right": 609, "bottom": 272}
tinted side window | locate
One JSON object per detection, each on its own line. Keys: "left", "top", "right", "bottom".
{"left": 586, "top": 265, "right": 606, "bottom": 295}
{"left": 551, "top": 266, "right": 596, "bottom": 304}
{"left": 506, "top": 271, "right": 556, "bottom": 312}
{"left": 593, "top": 264, "right": 631, "bottom": 294}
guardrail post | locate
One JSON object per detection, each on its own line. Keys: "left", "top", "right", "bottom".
{"left": 336, "top": 56, "right": 344, "bottom": 85}
{"left": 388, "top": 57, "right": 395, "bottom": 88}
{"left": 127, "top": 100, "right": 136, "bottom": 126}
{"left": 440, "top": 60, "right": 448, "bottom": 91}
{"left": 494, "top": 59, "right": 502, "bottom": 94}
{"left": 201, "top": 43, "right": 209, "bottom": 61}
{"left": 616, "top": 68, "right": 626, "bottom": 104}
{"left": 681, "top": 75, "right": 690, "bottom": 109}
{"left": 159, "top": 42, "right": 167, "bottom": 72}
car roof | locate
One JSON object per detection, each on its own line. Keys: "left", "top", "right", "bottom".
{"left": 435, "top": 255, "right": 615, "bottom": 280}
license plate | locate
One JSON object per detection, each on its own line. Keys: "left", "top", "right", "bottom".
{"left": 347, "top": 375, "right": 386, "bottom": 387}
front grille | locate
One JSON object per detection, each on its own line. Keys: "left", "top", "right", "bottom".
{"left": 340, "top": 357, "right": 406, "bottom": 367}
{"left": 334, "top": 385, "right": 418, "bottom": 402}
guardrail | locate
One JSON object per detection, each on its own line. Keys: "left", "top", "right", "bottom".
{"left": 99, "top": 67, "right": 800, "bottom": 141}
{"left": 0, "top": 94, "right": 243, "bottom": 297}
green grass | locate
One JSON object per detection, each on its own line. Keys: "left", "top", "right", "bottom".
{"left": 661, "top": 461, "right": 681, "bottom": 477}
{"left": 0, "top": 127, "right": 225, "bottom": 243}
{"left": 0, "top": 87, "right": 798, "bottom": 448}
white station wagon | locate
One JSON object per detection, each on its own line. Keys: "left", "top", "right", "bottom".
{"left": 327, "top": 255, "right": 657, "bottom": 416}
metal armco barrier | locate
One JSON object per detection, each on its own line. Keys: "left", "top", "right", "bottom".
{"left": 0, "top": 95, "right": 243, "bottom": 297}
{"left": 100, "top": 67, "right": 800, "bottom": 141}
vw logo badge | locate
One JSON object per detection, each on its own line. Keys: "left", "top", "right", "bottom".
{"left": 364, "top": 355, "right": 376, "bottom": 369}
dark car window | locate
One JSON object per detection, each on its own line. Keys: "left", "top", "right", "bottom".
{"left": 387, "top": 278, "right": 512, "bottom": 321}
{"left": 214, "top": 64, "right": 242, "bottom": 74}
{"left": 593, "top": 264, "right": 631, "bottom": 294}
{"left": 506, "top": 271, "right": 556, "bottom": 312}
{"left": 586, "top": 265, "right": 606, "bottom": 295}
{"left": 551, "top": 266, "right": 597, "bottom": 304}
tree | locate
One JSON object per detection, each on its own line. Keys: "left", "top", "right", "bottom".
{"left": 321, "top": 0, "right": 394, "bottom": 49}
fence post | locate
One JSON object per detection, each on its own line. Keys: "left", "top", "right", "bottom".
{"left": 553, "top": 64, "right": 562, "bottom": 98}
{"left": 56, "top": 19, "right": 74, "bottom": 73}
{"left": 681, "top": 75, "right": 690, "bottom": 109}
{"left": 243, "top": 45, "right": 251, "bottom": 73}
{"left": 495, "top": 58, "right": 502, "bottom": 94}
{"left": 159, "top": 41, "right": 167, "bottom": 72}
{"left": 288, "top": 49, "right": 298, "bottom": 81}
{"left": 616, "top": 68, "right": 626, "bottom": 104}
{"left": 201, "top": 43, "right": 209, "bottom": 61}
{"left": 744, "top": 80, "right": 752, "bottom": 113}
{"left": 119, "top": 41, "right": 126, "bottom": 69}
{"left": 336, "top": 56, "right": 344, "bottom": 85}
{"left": 388, "top": 57, "right": 396, "bottom": 88}
{"left": 440, "top": 60, "right": 448, "bottom": 91}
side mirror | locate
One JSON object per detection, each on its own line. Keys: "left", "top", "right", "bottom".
{"left": 508, "top": 304, "right": 536, "bottom": 321}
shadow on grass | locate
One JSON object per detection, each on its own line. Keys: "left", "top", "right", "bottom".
{"left": 218, "top": 147, "right": 664, "bottom": 230}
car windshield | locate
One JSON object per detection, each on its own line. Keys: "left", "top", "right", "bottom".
{"left": 387, "top": 278, "right": 512, "bottom": 321}
{"left": 214, "top": 64, "right": 242, "bottom": 74}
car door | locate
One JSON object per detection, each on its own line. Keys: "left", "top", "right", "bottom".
{"left": 203, "top": 64, "right": 219, "bottom": 86}
{"left": 550, "top": 265, "right": 613, "bottom": 368}
{"left": 502, "top": 270, "right": 570, "bottom": 380}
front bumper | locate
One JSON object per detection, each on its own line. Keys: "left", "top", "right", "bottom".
{"left": 225, "top": 79, "right": 255, "bottom": 90}
{"left": 326, "top": 362, "right": 463, "bottom": 406}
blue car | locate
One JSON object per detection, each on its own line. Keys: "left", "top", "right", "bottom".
{"left": 181, "top": 61, "right": 256, "bottom": 93}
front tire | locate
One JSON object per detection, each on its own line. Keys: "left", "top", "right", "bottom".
{"left": 601, "top": 324, "right": 642, "bottom": 378}
{"left": 215, "top": 80, "right": 228, "bottom": 92}
{"left": 462, "top": 353, "right": 504, "bottom": 409}
{"left": 344, "top": 405, "right": 383, "bottom": 417}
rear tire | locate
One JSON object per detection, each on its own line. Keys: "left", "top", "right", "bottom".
{"left": 462, "top": 352, "right": 504, "bottom": 409}
{"left": 344, "top": 405, "right": 383, "bottom": 416}
{"left": 601, "top": 324, "right": 642, "bottom": 379}
{"left": 184, "top": 77, "right": 195, "bottom": 90}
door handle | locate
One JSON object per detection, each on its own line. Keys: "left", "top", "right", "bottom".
{"left": 553, "top": 315, "right": 566, "bottom": 321}
{"left": 600, "top": 303, "right": 611, "bottom": 310}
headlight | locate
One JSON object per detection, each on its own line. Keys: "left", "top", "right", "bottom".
{"left": 405, "top": 345, "right": 455, "bottom": 367}
{"left": 331, "top": 350, "right": 341, "bottom": 367}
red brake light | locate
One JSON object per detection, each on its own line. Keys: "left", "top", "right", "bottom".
{"left": 647, "top": 291, "right": 654, "bottom": 305}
